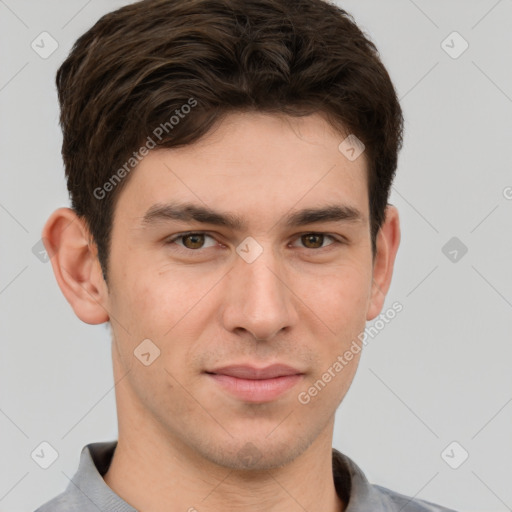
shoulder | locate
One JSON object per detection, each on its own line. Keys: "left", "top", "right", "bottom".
{"left": 33, "top": 491, "right": 78, "bottom": 512}
{"left": 373, "top": 483, "right": 459, "bottom": 511}
{"left": 332, "top": 449, "right": 459, "bottom": 512}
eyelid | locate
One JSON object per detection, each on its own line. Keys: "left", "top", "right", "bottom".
{"left": 289, "top": 232, "right": 340, "bottom": 248}
{"left": 165, "top": 231, "right": 218, "bottom": 249}
{"left": 165, "top": 231, "right": 346, "bottom": 251}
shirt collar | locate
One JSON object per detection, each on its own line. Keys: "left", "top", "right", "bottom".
{"left": 332, "top": 449, "right": 397, "bottom": 511}
{"left": 68, "top": 441, "right": 136, "bottom": 512}
{"left": 66, "top": 440, "right": 396, "bottom": 511}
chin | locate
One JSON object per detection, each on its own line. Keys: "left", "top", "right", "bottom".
{"left": 198, "top": 436, "right": 312, "bottom": 472}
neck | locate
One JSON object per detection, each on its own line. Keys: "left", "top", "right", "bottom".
{"left": 103, "top": 419, "right": 344, "bottom": 512}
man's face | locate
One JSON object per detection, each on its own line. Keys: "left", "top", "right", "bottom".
{"left": 105, "top": 112, "right": 377, "bottom": 469}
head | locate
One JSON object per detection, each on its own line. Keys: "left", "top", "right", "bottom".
{"left": 44, "top": 0, "right": 403, "bottom": 470}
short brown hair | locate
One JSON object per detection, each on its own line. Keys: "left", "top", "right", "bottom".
{"left": 56, "top": 0, "right": 404, "bottom": 282}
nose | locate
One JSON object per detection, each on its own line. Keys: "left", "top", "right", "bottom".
{"left": 220, "top": 246, "right": 299, "bottom": 341}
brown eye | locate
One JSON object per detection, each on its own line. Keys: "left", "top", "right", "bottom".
{"left": 166, "top": 232, "right": 217, "bottom": 251}
{"left": 290, "top": 233, "right": 342, "bottom": 251}
{"left": 181, "top": 233, "right": 206, "bottom": 249}
{"left": 301, "top": 233, "right": 325, "bottom": 249}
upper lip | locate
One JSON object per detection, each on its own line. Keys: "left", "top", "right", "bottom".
{"left": 206, "top": 364, "right": 303, "bottom": 380}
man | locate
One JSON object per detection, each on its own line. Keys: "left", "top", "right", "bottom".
{"left": 35, "top": 0, "right": 457, "bottom": 510}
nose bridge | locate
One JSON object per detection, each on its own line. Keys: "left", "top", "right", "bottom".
{"left": 225, "top": 238, "right": 297, "bottom": 339}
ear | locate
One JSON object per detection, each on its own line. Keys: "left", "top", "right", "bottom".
{"left": 366, "top": 205, "right": 401, "bottom": 321}
{"left": 42, "top": 207, "right": 110, "bottom": 324}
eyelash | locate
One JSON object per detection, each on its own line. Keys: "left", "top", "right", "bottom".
{"left": 165, "top": 231, "right": 344, "bottom": 254}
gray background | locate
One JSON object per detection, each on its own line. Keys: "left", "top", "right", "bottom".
{"left": 1, "top": 1, "right": 511, "bottom": 511}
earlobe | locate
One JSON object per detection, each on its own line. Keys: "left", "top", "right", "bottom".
{"left": 366, "top": 205, "right": 401, "bottom": 321}
{"left": 42, "top": 207, "right": 110, "bottom": 325}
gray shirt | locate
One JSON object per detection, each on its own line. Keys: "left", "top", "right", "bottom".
{"left": 34, "top": 441, "right": 458, "bottom": 511}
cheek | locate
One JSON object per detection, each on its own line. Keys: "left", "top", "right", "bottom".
{"left": 111, "top": 265, "right": 218, "bottom": 366}
{"left": 111, "top": 253, "right": 183, "bottom": 331}
{"left": 299, "top": 261, "right": 372, "bottom": 337}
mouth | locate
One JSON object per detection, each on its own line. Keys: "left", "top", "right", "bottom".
{"left": 205, "top": 364, "right": 304, "bottom": 403}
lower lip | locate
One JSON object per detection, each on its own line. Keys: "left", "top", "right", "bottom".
{"left": 207, "top": 373, "right": 303, "bottom": 403}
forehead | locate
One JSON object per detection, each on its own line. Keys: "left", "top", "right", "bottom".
{"left": 115, "top": 112, "right": 370, "bottom": 227}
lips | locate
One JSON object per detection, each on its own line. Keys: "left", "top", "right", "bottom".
{"left": 205, "top": 364, "right": 304, "bottom": 403}
{"left": 206, "top": 364, "right": 302, "bottom": 379}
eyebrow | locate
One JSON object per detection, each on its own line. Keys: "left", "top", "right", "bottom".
{"left": 140, "top": 201, "right": 364, "bottom": 231}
